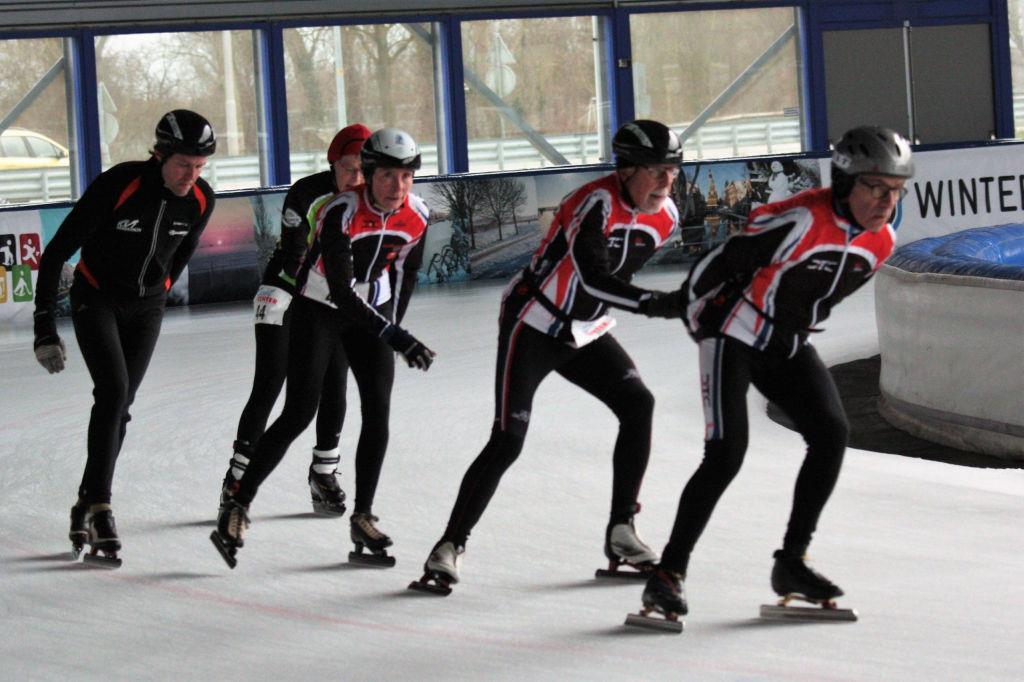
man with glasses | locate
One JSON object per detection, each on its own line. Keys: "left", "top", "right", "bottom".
{"left": 632, "top": 126, "right": 914, "bottom": 628}
{"left": 412, "top": 120, "right": 686, "bottom": 595}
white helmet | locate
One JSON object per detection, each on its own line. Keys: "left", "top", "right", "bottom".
{"left": 361, "top": 128, "right": 421, "bottom": 173}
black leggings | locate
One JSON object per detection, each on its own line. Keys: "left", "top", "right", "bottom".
{"left": 236, "top": 297, "right": 394, "bottom": 512}
{"left": 234, "top": 305, "right": 346, "bottom": 453}
{"left": 70, "top": 284, "right": 165, "bottom": 505}
{"left": 659, "top": 336, "right": 848, "bottom": 574}
{"left": 441, "top": 312, "right": 654, "bottom": 547}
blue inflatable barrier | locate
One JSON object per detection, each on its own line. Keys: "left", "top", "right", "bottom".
{"left": 887, "top": 224, "right": 1024, "bottom": 280}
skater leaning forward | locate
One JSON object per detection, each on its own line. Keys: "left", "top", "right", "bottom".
{"left": 33, "top": 110, "right": 217, "bottom": 566}
{"left": 413, "top": 120, "right": 687, "bottom": 595}
{"left": 221, "top": 123, "right": 371, "bottom": 517}
{"left": 213, "top": 128, "right": 435, "bottom": 568}
{"left": 638, "top": 126, "right": 914, "bottom": 621}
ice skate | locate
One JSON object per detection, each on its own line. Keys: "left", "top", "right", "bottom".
{"left": 68, "top": 500, "right": 88, "bottom": 559}
{"left": 220, "top": 441, "right": 251, "bottom": 512}
{"left": 308, "top": 458, "right": 347, "bottom": 517}
{"left": 760, "top": 550, "right": 857, "bottom": 622}
{"left": 82, "top": 504, "right": 122, "bottom": 569}
{"left": 625, "top": 567, "right": 686, "bottom": 633}
{"left": 596, "top": 515, "right": 658, "bottom": 579}
{"left": 219, "top": 469, "right": 240, "bottom": 512}
{"left": 210, "top": 499, "right": 250, "bottom": 569}
{"left": 348, "top": 512, "right": 395, "bottom": 567}
{"left": 408, "top": 540, "right": 464, "bottom": 596}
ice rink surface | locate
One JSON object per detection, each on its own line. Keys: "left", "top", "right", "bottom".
{"left": 2, "top": 267, "right": 1022, "bottom": 681}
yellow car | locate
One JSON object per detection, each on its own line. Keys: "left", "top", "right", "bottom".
{"left": 0, "top": 127, "right": 70, "bottom": 170}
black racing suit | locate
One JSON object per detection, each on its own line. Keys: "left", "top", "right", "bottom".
{"left": 439, "top": 172, "right": 678, "bottom": 548}
{"left": 232, "top": 170, "right": 347, "bottom": 461}
{"left": 659, "top": 187, "right": 896, "bottom": 574}
{"left": 34, "top": 157, "right": 215, "bottom": 505}
{"left": 233, "top": 187, "right": 429, "bottom": 513}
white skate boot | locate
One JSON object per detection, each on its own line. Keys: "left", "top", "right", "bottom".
{"left": 597, "top": 514, "right": 658, "bottom": 579}
{"left": 409, "top": 540, "right": 464, "bottom": 596}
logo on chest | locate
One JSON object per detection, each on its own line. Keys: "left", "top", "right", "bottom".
{"left": 116, "top": 218, "right": 142, "bottom": 233}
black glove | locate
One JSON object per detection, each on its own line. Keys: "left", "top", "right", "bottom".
{"left": 381, "top": 325, "right": 435, "bottom": 371}
{"left": 34, "top": 336, "right": 66, "bottom": 374}
{"left": 639, "top": 288, "right": 685, "bottom": 319}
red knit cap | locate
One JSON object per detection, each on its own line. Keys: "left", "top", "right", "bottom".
{"left": 327, "top": 123, "right": 372, "bottom": 164}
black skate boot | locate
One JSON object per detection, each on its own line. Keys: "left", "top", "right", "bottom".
{"left": 761, "top": 550, "right": 857, "bottom": 621}
{"left": 348, "top": 512, "right": 395, "bottom": 567}
{"left": 220, "top": 440, "right": 252, "bottom": 511}
{"left": 83, "top": 504, "right": 122, "bottom": 569}
{"left": 210, "top": 499, "right": 250, "bottom": 569}
{"left": 626, "top": 567, "right": 687, "bottom": 632}
{"left": 69, "top": 500, "right": 88, "bottom": 559}
{"left": 408, "top": 540, "right": 464, "bottom": 596}
{"left": 308, "top": 449, "right": 346, "bottom": 516}
{"left": 597, "top": 506, "right": 658, "bottom": 579}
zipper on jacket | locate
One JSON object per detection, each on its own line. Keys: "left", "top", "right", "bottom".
{"left": 139, "top": 199, "right": 166, "bottom": 296}
{"left": 809, "top": 228, "right": 851, "bottom": 329}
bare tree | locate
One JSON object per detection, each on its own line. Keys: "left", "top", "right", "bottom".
{"left": 478, "top": 176, "right": 527, "bottom": 241}
{"left": 431, "top": 179, "right": 487, "bottom": 248}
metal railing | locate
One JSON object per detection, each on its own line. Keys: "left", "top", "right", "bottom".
{"left": 0, "top": 115, "right": 805, "bottom": 204}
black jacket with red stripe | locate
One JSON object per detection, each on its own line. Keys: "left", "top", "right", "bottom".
{"left": 34, "top": 157, "right": 215, "bottom": 339}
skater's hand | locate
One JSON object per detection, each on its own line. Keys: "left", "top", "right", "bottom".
{"left": 382, "top": 325, "right": 435, "bottom": 371}
{"left": 639, "top": 288, "right": 685, "bottom": 319}
{"left": 34, "top": 336, "right": 66, "bottom": 374}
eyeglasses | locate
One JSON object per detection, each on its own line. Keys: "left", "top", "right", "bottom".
{"left": 642, "top": 165, "right": 681, "bottom": 181}
{"left": 856, "top": 177, "right": 908, "bottom": 201}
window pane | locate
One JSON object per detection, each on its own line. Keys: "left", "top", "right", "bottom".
{"left": 95, "top": 30, "right": 259, "bottom": 190}
{"left": 0, "top": 37, "right": 76, "bottom": 205}
{"left": 461, "top": 16, "right": 610, "bottom": 172}
{"left": 1008, "top": 0, "right": 1024, "bottom": 136}
{"left": 283, "top": 22, "right": 441, "bottom": 177}
{"left": 630, "top": 8, "right": 803, "bottom": 160}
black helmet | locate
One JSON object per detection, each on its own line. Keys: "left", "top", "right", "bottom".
{"left": 154, "top": 109, "right": 217, "bottom": 157}
{"left": 612, "top": 120, "right": 683, "bottom": 167}
{"left": 361, "top": 128, "right": 421, "bottom": 175}
{"left": 831, "top": 126, "right": 913, "bottom": 200}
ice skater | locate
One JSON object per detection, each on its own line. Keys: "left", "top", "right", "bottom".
{"left": 213, "top": 128, "right": 435, "bottom": 569}
{"left": 221, "top": 123, "right": 370, "bottom": 517}
{"left": 33, "top": 110, "right": 217, "bottom": 567}
{"left": 633, "top": 126, "right": 914, "bottom": 628}
{"left": 412, "top": 120, "right": 687, "bottom": 595}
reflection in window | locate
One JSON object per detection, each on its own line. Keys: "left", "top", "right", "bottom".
{"left": 283, "top": 22, "right": 441, "bottom": 177}
{"left": 0, "top": 37, "right": 75, "bottom": 205}
{"left": 94, "top": 30, "right": 258, "bottom": 190}
{"left": 1008, "top": 0, "right": 1024, "bottom": 136}
{"left": 630, "top": 7, "right": 803, "bottom": 160}
{"left": 461, "top": 16, "right": 610, "bottom": 172}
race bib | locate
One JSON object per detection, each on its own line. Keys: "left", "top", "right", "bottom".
{"left": 253, "top": 285, "right": 292, "bottom": 325}
{"left": 570, "top": 315, "right": 616, "bottom": 348}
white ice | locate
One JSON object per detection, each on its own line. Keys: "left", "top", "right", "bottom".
{"left": 2, "top": 266, "right": 1022, "bottom": 681}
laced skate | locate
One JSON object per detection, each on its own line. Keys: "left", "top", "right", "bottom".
{"left": 348, "top": 513, "right": 395, "bottom": 567}
{"left": 408, "top": 541, "right": 464, "bottom": 596}
{"left": 625, "top": 567, "right": 687, "bottom": 632}
{"left": 68, "top": 500, "right": 88, "bottom": 559}
{"left": 83, "top": 504, "right": 122, "bottom": 569}
{"left": 210, "top": 499, "right": 250, "bottom": 569}
{"left": 308, "top": 467, "right": 347, "bottom": 517}
{"left": 760, "top": 550, "right": 857, "bottom": 622}
{"left": 596, "top": 516, "right": 658, "bottom": 579}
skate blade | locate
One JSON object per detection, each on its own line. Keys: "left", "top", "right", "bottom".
{"left": 759, "top": 603, "right": 858, "bottom": 622}
{"left": 624, "top": 611, "right": 684, "bottom": 633}
{"left": 311, "top": 501, "right": 347, "bottom": 517}
{"left": 209, "top": 531, "right": 238, "bottom": 569}
{"left": 82, "top": 552, "right": 122, "bottom": 569}
{"left": 348, "top": 550, "right": 396, "bottom": 568}
{"left": 407, "top": 575, "right": 452, "bottom": 596}
{"left": 595, "top": 568, "right": 651, "bottom": 580}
